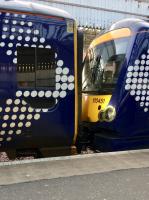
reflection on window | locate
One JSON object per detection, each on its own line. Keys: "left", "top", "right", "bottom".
{"left": 82, "top": 37, "right": 129, "bottom": 93}
{"left": 17, "top": 47, "right": 56, "bottom": 89}
{"left": 17, "top": 47, "right": 35, "bottom": 88}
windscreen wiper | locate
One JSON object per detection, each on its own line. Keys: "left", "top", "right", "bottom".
{"left": 82, "top": 56, "right": 102, "bottom": 91}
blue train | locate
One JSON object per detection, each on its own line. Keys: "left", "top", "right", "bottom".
{"left": 0, "top": 0, "right": 83, "bottom": 157}
{"left": 82, "top": 18, "right": 149, "bottom": 151}
{"left": 0, "top": 0, "right": 149, "bottom": 157}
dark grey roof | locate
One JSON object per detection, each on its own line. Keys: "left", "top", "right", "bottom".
{"left": 0, "top": 0, "right": 73, "bottom": 19}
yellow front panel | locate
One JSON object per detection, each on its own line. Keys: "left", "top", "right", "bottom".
{"left": 82, "top": 94, "right": 112, "bottom": 122}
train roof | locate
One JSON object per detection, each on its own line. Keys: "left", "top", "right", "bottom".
{"left": 109, "top": 18, "right": 145, "bottom": 31}
{"left": 0, "top": 0, "right": 73, "bottom": 19}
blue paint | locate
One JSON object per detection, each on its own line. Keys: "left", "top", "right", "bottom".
{"left": 91, "top": 19, "right": 149, "bottom": 151}
{"left": 0, "top": 9, "right": 75, "bottom": 149}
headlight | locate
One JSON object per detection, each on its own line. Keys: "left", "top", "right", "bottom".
{"left": 98, "top": 106, "right": 116, "bottom": 122}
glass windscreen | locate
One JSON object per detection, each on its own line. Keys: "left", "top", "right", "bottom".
{"left": 82, "top": 37, "right": 130, "bottom": 93}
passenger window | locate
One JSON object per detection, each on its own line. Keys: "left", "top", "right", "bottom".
{"left": 17, "top": 47, "right": 56, "bottom": 90}
{"left": 17, "top": 47, "right": 56, "bottom": 108}
{"left": 17, "top": 47, "right": 35, "bottom": 88}
{"left": 36, "top": 48, "right": 56, "bottom": 89}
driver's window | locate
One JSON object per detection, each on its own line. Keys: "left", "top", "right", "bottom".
{"left": 103, "top": 62, "right": 116, "bottom": 83}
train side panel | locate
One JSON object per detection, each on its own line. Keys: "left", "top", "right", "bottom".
{"left": 0, "top": 11, "right": 75, "bottom": 150}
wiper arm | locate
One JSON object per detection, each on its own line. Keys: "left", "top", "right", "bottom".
{"left": 82, "top": 56, "right": 102, "bottom": 91}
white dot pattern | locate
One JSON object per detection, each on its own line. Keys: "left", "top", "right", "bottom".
{"left": 125, "top": 52, "right": 149, "bottom": 112}
{"left": 1, "top": 15, "right": 48, "bottom": 64}
{"left": 0, "top": 11, "right": 75, "bottom": 144}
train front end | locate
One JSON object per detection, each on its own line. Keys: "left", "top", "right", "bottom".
{"left": 0, "top": 0, "right": 80, "bottom": 156}
{"left": 82, "top": 19, "right": 149, "bottom": 151}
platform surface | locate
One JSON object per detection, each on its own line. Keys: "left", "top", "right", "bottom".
{"left": 1, "top": 167, "right": 149, "bottom": 200}
{"left": 0, "top": 149, "right": 149, "bottom": 186}
{"left": 1, "top": 149, "right": 149, "bottom": 199}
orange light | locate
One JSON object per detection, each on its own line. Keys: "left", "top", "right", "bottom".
{"left": 90, "top": 28, "right": 132, "bottom": 48}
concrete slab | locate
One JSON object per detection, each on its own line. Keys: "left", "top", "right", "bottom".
{"left": 0, "top": 149, "right": 149, "bottom": 186}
